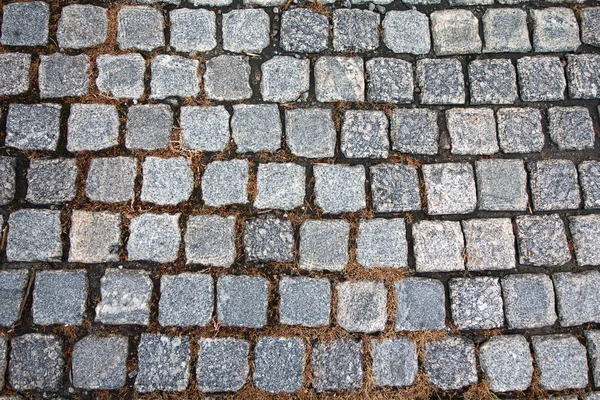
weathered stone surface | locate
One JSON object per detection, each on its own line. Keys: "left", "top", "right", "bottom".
{"left": 9, "top": 334, "right": 63, "bottom": 392}
{"left": 516, "top": 214, "right": 571, "bottom": 267}
{"left": 254, "top": 337, "right": 305, "bottom": 393}
{"left": 312, "top": 340, "right": 363, "bottom": 392}
{"left": 449, "top": 277, "right": 504, "bottom": 330}
{"left": 96, "top": 269, "right": 152, "bottom": 325}
{"left": 181, "top": 106, "right": 230, "bottom": 151}
{"left": 315, "top": 57, "right": 364, "bottom": 102}
{"left": 299, "top": 219, "right": 349, "bottom": 271}
{"left": 96, "top": 54, "right": 145, "bottom": 99}
{"left": 32, "top": 270, "right": 87, "bottom": 326}
{"left": 517, "top": 56, "right": 566, "bottom": 102}
{"left": 370, "top": 164, "right": 420, "bottom": 213}
{"left": 341, "top": 110, "right": 389, "bottom": 158}
{"left": 479, "top": 335, "right": 533, "bottom": 392}
{"left": 117, "top": 6, "right": 164, "bottom": 51}
{"left": 483, "top": 8, "right": 531, "bottom": 53}
{"left": 279, "top": 276, "right": 331, "bottom": 327}
{"left": 223, "top": 9, "right": 270, "bottom": 54}
{"left": 569, "top": 215, "right": 600, "bottom": 266}
{"left": 5, "top": 103, "right": 61, "bottom": 150}
{"left": 141, "top": 157, "right": 193, "bottom": 205}
{"left": 337, "top": 280, "right": 387, "bottom": 333}
{"left": 201, "top": 159, "right": 249, "bottom": 206}
{"left": 371, "top": 338, "right": 417, "bottom": 387}
{"left": 431, "top": 10, "right": 481, "bottom": 55}
{"left": 333, "top": 9, "right": 379, "bottom": 52}
{"left": 446, "top": 108, "right": 499, "bottom": 155}
{"left": 128, "top": 213, "right": 180, "bottom": 263}
{"left": 497, "top": 108, "right": 544, "bottom": 153}
{"left": 567, "top": 54, "right": 600, "bottom": 99}
{"left": 366, "top": 58, "right": 413, "bottom": 104}
{"left": 529, "top": 160, "right": 580, "bottom": 211}
{"left": 580, "top": 161, "right": 600, "bottom": 209}
{"left": 0, "top": 335, "right": 6, "bottom": 390}
{"left": 169, "top": 8, "right": 216, "bottom": 52}
{"left": 7, "top": 209, "right": 62, "bottom": 262}
{"left": 423, "top": 336, "right": 477, "bottom": 391}
{"left": 0, "top": 53, "right": 31, "bottom": 96}
{"left": 255, "top": 163, "right": 305, "bottom": 210}
{"left": 532, "top": 334, "right": 588, "bottom": 390}
{"left": 72, "top": 335, "right": 128, "bottom": 390}
{"left": 0, "top": 157, "right": 15, "bottom": 206}
{"left": 586, "top": 330, "right": 600, "bottom": 387}
{"left": 582, "top": 8, "right": 600, "bottom": 47}
{"left": 469, "top": 59, "right": 518, "bottom": 104}
{"left": 417, "top": 58, "right": 465, "bottom": 104}
{"left": 39, "top": 53, "right": 89, "bottom": 98}
{"left": 285, "top": 108, "right": 336, "bottom": 158}
{"left": 476, "top": 159, "right": 527, "bottom": 211}
{"left": 356, "top": 218, "right": 407, "bottom": 268}
{"left": 554, "top": 271, "right": 600, "bottom": 327}
{"left": 204, "top": 55, "right": 252, "bottom": 101}
{"left": 126, "top": 104, "right": 172, "bottom": 150}
{"left": 135, "top": 334, "right": 190, "bottom": 392}
{"left": 394, "top": 278, "right": 446, "bottom": 331}
{"left": 150, "top": 55, "right": 200, "bottom": 99}
{"left": 217, "top": 275, "right": 268, "bottom": 328}
{"left": 26, "top": 158, "right": 78, "bottom": 204}
{"left": 57, "top": 4, "right": 107, "bottom": 49}
{"left": 280, "top": 8, "right": 328, "bottom": 53}
{"left": 261, "top": 56, "right": 310, "bottom": 103}
{"left": 390, "top": 108, "right": 439, "bottom": 154}
{"left": 422, "top": 162, "right": 477, "bottom": 215}
{"left": 185, "top": 215, "right": 236, "bottom": 267}
{"left": 462, "top": 218, "right": 515, "bottom": 271}
{"left": 243, "top": 215, "right": 294, "bottom": 263}
{"left": 531, "top": 8, "right": 580, "bottom": 53}
{"left": 382, "top": 10, "right": 430, "bottom": 54}
{"left": 86, "top": 157, "right": 137, "bottom": 203}
{"left": 232, "top": 104, "right": 281, "bottom": 153}
{"left": 502, "top": 274, "right": 557, "bottom": 329}
{"left": 1, "top": 1, "right": 49, "bottom": 46}
{"left": 67, "top": 103, "right": 119, "bottom": 152}
{"left": 413, "top": 220, "right": 465, "bottom": 272}
{"left": 548, "top": 106, "right": 595, "bottom": 150}
{"left": 314, "top": 165, "right": 365, "bottom": 214}
{"left": 0, "top": 269, "right": 29, "bottom": 327}
{"left": 197, "top": 338, "right": 249, "bottom": 393}
{"left": 159, "top": 273, "right": 213, "bottom": 327}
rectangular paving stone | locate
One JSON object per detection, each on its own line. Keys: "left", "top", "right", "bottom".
{"left": 497, "top": 107, "right": 544, "bottom": 153}
{"left": 141, "top": 157, "right": 193, "bottom": 205}
{"left": 255, "top": 163, "right": 305, "bottom": 210}
{"left": 32, "top": 269, "right": 87, "bottom": 326}
{"left": 422, "top": 162, "right": 477, "bottom": 215}
{"left": 285, "top": 108, "right": 336, "bottom": 158}
{"left": 117, "top": 6, "right": 164, "bottom": 51}
{"left": 9, "top": 334, "right": 63, "bottom": 392}
{"left": 181, "top": 106, "right": 230, "bottom": 151}
{"left": 0, "top": 157, "right": 16, "bottom": 206}
{"left": 201, "top": 159, "right": 249, "bottom": 206}
{"left": 95, "top": 269, "right": 152, "bottom": 325}
{"left": 57, "top": 4, "right": 107, "bottom": 49}
{"left": 476, "top": 159, "right": 527, "bottom": 211}
{"left": 501, "top": 274, "right": 557, "bottom": 329}
{"left": 39, "top": 53, "right": 89, "bottom": 98}
{"left": 581, "top": 8, "right": 600, "bottom": 47}
{"left": 569, "top": 215, "right": 600, "bottom": 266}
{"left": 532, "top": 334, "right": 588, "bottom": 391}
{"left": 554, "top": 271, "right": 600, "bottom": 327}
{"left": 413, "top": 220, "right": 465, "bottom": 272}
{"left": 96, "top": 53, "right": 145, "bottom": 99}
{"left": 417, "top": 58, "right": 465, "bottom": 104}
{"left": 280, "top": 8, "right": 328, "bottom": 53}
{"left": 26, "top": 158, "right": 77, "bottom": 204}
{"left": 371, "top": 338, "right": 417, "bottom": 387}
{"left": 430, "top": 10, "right": 481, "bottom": 55}
{"left": 462, "top": 218, "right": 515, "bottom": 271}
{"left": 567, "top": 54, "right": 600, "bottom": 99}
{"left": 531, "top": 8, "right": 580, "bottom": 53}
{"left": 580, "top": 161, "right": 600, "bottom": 209}
{"left": 299, "top": 219, "right": 349, "bottom": 271}
{"left": 232, "top": 104, "right": 282, "bottom": 153}
{"left": 260, "top": 56, "right": 310, "bottom": 103}
{"left": 217, "top": 275, "right": 268, "bottom": 328}
{"left": 0, "top": 269, "right": 29, "bottom": 327}
{"left": 279, "top": 276, "right": 331, "bottom": 327}
{"left": 185, "top": 215, "right": 236, "bottom": 267}
{"left": 548, "top": 106, "right": 595, "bottom": 150}
{"left": 312, "top": 339, "right": 363, "bottom": 392}
{"left": 446, "top": 108, "right": 499, "bottom": 155}
{"left": 243, "top": 215, "right": 294, "bottom": 263}
{"left": 382, "top": 10, "right": 430, "bottom": 55}
{"left": 204, "top": 55, "right": 252, "bottom": 101}
{"left": 314, "top": 165, "right": 365, "bottom": 213}
{"left": 356, "top": 218, "right": 407, "bottom": 268}
{"left": 1, "top": 1, "right": 49, "bottom": 46}
{"left": 5, "top": 103, "right": 61, "bottom": 150}
{"left": 341, "top": 110, "right": 389, "bottom": 158}
{"left": 85, "top": 157, "right": 137, "bottom": 203}
{"left": 529, "top": 160, "right": 581, "bottom": 211}
{"left": 223, "top": 9, "right": 270, "bottom": 54}
{"left": 483, "top": 8, "right": 531, "bottom": 53}
{"left": 390, "top": 108, "right": 439, "bottom": 154}
{"left": 150, "top": 55, "right": 200, "bottom": 99}
{"left": 333, "top": 9, "right": 379, "bottom": 52}
{"left": 197, "top": 338, "right": 249, "bottom": 393}
{"left": 315, "top": 57, "right": 364, "bottom": 102}
{"left": 423, "top": 336, "right": 477, "bottom": 391}
{"left": 159, "top": 273, "right": 213, "bottom": 327}
{"left": 253, "top": 337, "right": 305, "bottom": 393}
{"left": 0, "top": 53, "right": 31, "bottom": 96}
{"left": 468, "top": 59, "right": 518, "bottom": 104}
{"left": 169, "top": 8, "right": 216, "bottom": 52}
{"left": 127, "top": 213, "right": 181, "bottom": 263}
{"left": 67, "top": 104, "right": 119, "bottom": 152}
{"left": 517, "top": 56, "right": 566, "bottom": 102}
{"left": 586, "top": 330, "right": 600, "bottom": 387}
{"left": 449, "top": 277, "right": 504, "bottom": 330}
{"left": 72, "top": 335, "right": 128, "bottom": 390}
{"left": 394, "top": 277, "right": 446, "bottom": 331}
{"left": 126, "top": 104, "right": 172, "bottom": 150}
{"left": 336, "top": 280, "right": 387, "bottom": 333}
{"left": 135, "top": 334, "right": 190, "bottom": 392}
{"left": 479, "top": 335, "right": 533, "bottom": 393}
{"left": 7, "top": 209, "right": 62, "bottom": 262}
{"left": 516, "top": 214, "right": 571, "bottom": 267}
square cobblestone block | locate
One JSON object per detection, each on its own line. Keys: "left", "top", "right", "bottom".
{"left": 151, "top": 55, "right": 200, "bottom": 99}
{"left": 254, "top": 337, "right": 304, "bottom": 393}
{"left": 285, "top": 108, "right": 336, "bottom": 158}
{"left": 431, "top": 10, "right": 481, "bottom": 55}
{"left": 462, "top": 218, "right": 515, "bottom": 271}
{"left": 554, "top": 271, "right": 600, "bottom": 326}
{"left": 371, "top": 338, "right": 417, "bottom": 387}
{"left": 357, "top": 218, "right": 407, "bottom": 268}
{"left": 57, "top": 4, "right": 107, "bottom": 49}
{"left": 197, "top": 338, "right": 249, "bottom": 393}
{"left": 390, "top": 108, "right": 438, "bottom": 154}
{"left": 502, "top": 274, "right": 557, "bottom": 329}
{"left": 529, "top": 160, "right": 580, "bottom": 211}
{"left": 169, "top": 8, "right": 216, "bottom": 52}
{"left": 394, "top": 278, "right": 446, "bottom": 331}
{"left": 417, "top": 58, "right": 465, "bottom": 104}
{"left": 366, "top": 58, "right": 412, "bottom": 104}
{"left": 9, "top": 334, "right": 63, "bottom": 392}
{"left": 159, "top": 273, "right": 213, "bottom": 327}
{"left": 117, "top": 6, "right": 164, "bottom": 51}
{"left": 69, "top": 211, "right": 120, "bottom": 263}
{"left": 7, "top": 210, "right": 62, "bottom": 262}
{"left": 72, "top": 335, "right": 128, "bottom": 390}
{"left": 336, "top": 280, "right": 387, "bottom": 333}
{"left": 518, "top": 56, "right": 566, "bottom": 103}
{"left": 548, "top": 106, "right": 595, "bottom": 150}
{"left": 580, "top": 161, "right": 600, "bottom": 209}
{"left": 333, "top": 9, "right": 379, "bottom": 52}
{"left": 95, "top": 269, "right": 152, "bottom": 325}
{"left": 232, "top": 104, "right": 281, "bottom": 153}
{"left": 413, "top": 220, "right": 464, "bottom": 272}
{"left": 67, "top": 104, "right": 119, "bottom": 152}
{"left": 446, "top": 108, "right": 499, "bottom": 155}
{"left": 201, "top": 159, "right": 248, "bottom": 206}
{"left": 315, "top": 57, "right": 364, "bottom": 102}
{"left": 185, "top": 215, "right": 236, "bottom": 267}
{"left": 0, "top": 157, "right": 15, "bottom": 206}
{"left": 371, "top": 162, "right": 421, "bottom": 212}
{"left": 243, "top": 215, "right": 294, "bottom": 263}
{"left": 582, "top": 8, "right": 600, "bottom": 47}
{"left": 255, "top": 163, "right": 305, "bottom": 210}
{"left": 532, "top": 334, "right": 588, "bottom": 390}
{"left": 497, "top": 108, "right": 544, "bottom": 153}
{"left": 279, "top": 276, "right": 331, "bottom": 327}
{"left": 567, "top": 54, "right": 600, "bottom": 99}
{"left": 450, "top": 277, "right": 504, "bottom": 330}
{"left": 483, "top": 9, "right": 531, "bottom": 53}
{"left": 280, "top": 8, "right": 328, "bottom": 53}
{"left": 5, "top": 103, "right": 61, "bottom": 150}
{"left": 86, "top": 157, "right": 137, "bottom": 203}
{"left": 516, "top": 214, "right": 571, "bottom": 266}
{"left": 0, "top": 269, "right": 29, "bottom": 327}
{"left": 96, "top": 54, "right": 145, "bottom": 99}
{"left": 141, "top": 157, "right": 193, "bottom": 205}
{"left": 341, "top": 110, "right": 389, "bottom": 158}
{"left": 39, "top": 53, "right": 89, "bottom": 98}
{"left": 424, "top": 336, "right": 477, "bottom": 391}
{"left": 33, "top": 270, "right": 87, "bottom": 326}
{"left": 127, "top": 213, "right": 180, "bottom": 263}
{"left": 181, "top": 106, "right": 230, "bottom": 151}
{"left": 299, "top": 220, "right": 349, "bottom": 271}
{"left": 570, "top": 215, "right": 600, "bottom": 266}
{"left": 126, "top": 104, "right": 172, "bottom": 150}
{"left": 314, "top": 165, "right": 365, "bottom": 213}
{"left": 204, "top": 55, "right": 252, "bottom": 101}
{"left": 476, "top": 159, "right": 527, "bottom": 211}
{"left": 261, "top": 56, "right": 310, "bottom": 103}
{"left": 469, "top": 59, "right": 518, "bottom": 104}
{"left": 26, "top": 158, "right": 78, "bottom": 204}
{"left": 223, "top": 9, "right": 270, "bottom": 53}
{"left": 422, "top": 162, "right": 476, "bottom": 215}
{"left": 382, "top": 10, "right": 430, "bottom": 54}
{"left": 586, "top": 331, "right": 600, "bottom": 387}
{"left": 217, "top": 275, "right": 268, "bottom": 328}
{"left": 1, "top": 2, "right": 49, "bottom": 46}
{"left": 532, "top": 8, "right": 580, "bottom": 52}
{"left": 135, "top": 334, "right": 190, "bottom": 392}
{"left": 312, "top": 339, "right": 363, "bottom": 392}
{"left": 0, "top": 53, "right": 31, "bottom": 96}
{"left": 479, "top": 335, "right": 533, "bottom": 392}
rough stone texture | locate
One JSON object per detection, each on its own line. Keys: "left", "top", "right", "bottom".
{"left": 417, "top": 58, "right": 465, "bottom": 105}
{"left": 582, "top": 8, "right": 600, "bottom": 47}
{"left": 333, "top": 9, "right": 379, "bottom": 52}
{"left": 255, "top": 163, "right": 305, "bottom": 210}
{"left": 7, "top": 209, "right": 62, "bottom": 262}
{"left": 315, "top": 57, "right": 364, "bottom": 102}
{"left": 366, "top": 58, "right": 413, "bottom": 104}
{"left": 204, "top": 55, "right": 252, "bottom": 101}
{"left": 279, "top": 276, "right": 331, "bottom": 327}
{"left": 586, "top": 330, "right": 600, "bottom": 387}
{"left": 117, "top": 6, "right": 164, "bottom": 51}
{"left": 128, "top": 213, "right": 180, "bottom": 263}
{"left": 0, "top": 53, "right": 31, "bottom": 96}
{"left": 431, "top": 10, "right": 481, "bottom": 55}
{"left": 371, "top": 339, "right": 418, "bottom": 388}
{"left": 569, "top": 215, "right": 600, "bottom": 266}
{"left": 197, "top": 338, "right": 249, "bottom": 393}
{"left": 26, "top": 158, "right": 78, "bottom": 204}
{"left": 150, "top": 55, "right": 200, "bottom": 99}
{"left": 462, "top": 218, "right": 515, "bottom": 271}
{"left": 531, "top": 8, "right": 580, "bottom": 53}
{"left": 299, "top": 220, "right": 349, "bottom": 271}
{"left": 580, "top": 161, "right": 600, "bottom": 209}
{"left": 412, "top": 220, "right": 465, "bottom": 272}
{"left": 253, "top": 337, "right": 305, "bottom": 393}
{"left": 449, "top": 277, "right": 504, "bottom": 330}
{"left": 529, "top": 160, "right": 581, "bottom": 211}
{"left": 223, "top": 9, "right": 270, "bottom": 54}
{"left": 394, "top": 278, "right": 446, "bottom": 331}
{"left": 159, "top": 273, "right": 213, "bottom": 327}
{"left": 532, "top": 334, "right": 588, "bottom": 391}
{"left": 314, "top": 165, "right": 365, "bottom": 214}
{"left": 336, "top": 280, "right": 387, "bottom": 333}
{"left": 422, "top": 162, "right": 477, "bottom": 215}
{"left": 135, "top": 334, "right": 190, "bottom": 392}
{"left": 261, "top": 56, "right": 310, "bottom": 103}
{"left": 497, "top": 108, "right": 544, "bottom": 153}
{"left": 243, "top": 215, "right": 294, "bottom": 263}
{"left": 567, "top": 54, "right": 600, "bottom": 99}
{"left": 356, "top": 218, "right": 407, "bottom": 268}
{"left": 502, "top": 274, "right": 557, "bottom": 329}
{"left": 517, "top": 56, "right": 566, "bottom": 102}
{"left": 181, "top": 106, "right": 230, "bottom": 151}
{"left": 232, "top": 104, "right": 281, "bottom": 153}
{"left": 72, "top": 335, "right": 128, "bottom": 390}
{"left": 0, "top": 335, "right": 5, "bottom": 390}
{"left": 169, "top": 8, "right": 216, "bottom": 52}
{"left": 483, "top": 9, "right": 531, "bottom": 53}
{"left": 57, "top": 4, "right": 107, "bottom": 49}
{"left": 341, "top": 110, "right": 389, "bottom": 158}
{"left": 285, "top": 108, "right": 336, "bottom": 158}
{"left": 126, "top": 104, "right": 172, "bottom": 150}
{"left": 32, "top": 270, "right": 87, "bottom": 326}
{"left": 67, "top": 103, "right": 119, "bottom": 152}
{"left": 423, "top": 336, "right": 477, "bottom": 391}
{"left": 370, "top": 164, "right": 420, "bottom": 213}
{"left": 280, "top": 8, "right": 328, "bottom": 53}
{"left": 1, "top": 1, "right": 49, "bottom": 46}
{"left": 469, "top": 59, "right": 518, "bottom": 104}
{"left": 548, "top": 106, "right": 595, "bottom": 150}
{"left": 382, "top": 10, "right": 430, "bottom": 54}
{"left": 0, "top": 157, "right": 15, "bottom": 206}
{"left": 39, "top": 53, "right": 89, "bottom": 98}
{"left": 95, "top": 269, "right": 152, "bottom": 325}
{"left": 516, "top": 214, "right": 571, "bottom": 267}
{"left": 96, "top": 54, "right": 146, "bottom": 99}
{"left": 141, "top": 157, "right": 193, "bottom": 205}
{"left": 185, "top": 215, "right": 236, "bottom": 267}
{"left": 312, "top": 340, "right": 363, "bottom": 392}
{"left": 201, "top": 159, "right": 249, "bottom": 206}
{"left": 479, "top": 335, "right": 533, "bottom": 392}
{"left": 86, "top": 157, "right": 137, "bottom": 203}
{"left": 9, "top": 334, "right": 63, "bottom": 392}
{"left": 553, "top": 271, "right": 600, "bottom": 327}
{"left": 0, "top": 270, "right": 29, "bottom": 327}
{"left": 446, "top": 108, "right": 499, "bottom": 155}
{"left": 476, "top": 159, "right": 527, "bottom": 211}
{"left": 390, "top": 108, "right": 439, "bottom": 154}
{"left": 217, "top": 275, "right": 268, "bottom": 328}
{"left": 5, "top": 103, "right": 61, "bottom": 150}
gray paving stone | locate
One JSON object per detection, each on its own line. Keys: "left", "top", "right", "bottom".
{"left": 26, "top": 158, "right": 77, "bottom": 204}
{"left": 285, "top": 108, "right": 336, "bottom": 158}
{"left": 279, "top": 276, "right": 331, "bottom": 327}
{"left": 72, "top": 335, "right": 128, "bottom": 390}
{"left": 529, "top": 160, "right": 580, "bottom": 211}
{"left": 127, "top": 213, "right": 181, "bottom": 263}
{"left": 243, "top": 215, "right": 294, "bottom": 263}
{"left": 39, "top": 53, "right": 89, "bottom": 98}
{"left": 483, "top": 9, "right": 531, "bottom": 53}
{"left": 315, "top": 57, "right": 364, "bottom": 102}
{"left": 333, "top": 9, "right": 379, "bottom": 52}
{"left": 366, "top": 58, "right": 413, "bottom": 104}
{"left": 449, "top": 277, "right": 503, "bottom": 330}
{"left": 431, "top": 10, "right": 481, "bottom": 55}
{"left": 548, "top": 106, "right": 595, "bottom": 150}
{"left": 169, "top": 8, "right": 216, "bottom": 52}
{"left": 582, "top": 8, "right": 600, "bottom": 47}
{"left": 0, "top": 269, "right": 29, "bottom": 327}
{"left": 422, "top": 162, "right": 477, "bottom": 215}
{"left": 0, "top": 53, "right": 31, "bottom": 96}
{"left": 135, "top": 334, "right": 190, "bottom": 392}
{"left": 32, "top": 270, "right": 87, "bottom": 326}
{"left": 201, "top": 159, "right": 249, "bottom": 206}
{"left": 516, "top": 214, "right": 571, "bottom": 267}
{"left": 312, "top": 339, "right": 363, "bottom": 392}
{"left": 469, "top": 59, "right": 518, "bottom": 105}
{"left": 223, "top": 9, "right": 269, "bottom": 54}
{"left": 0, "top": 335, "right": 5, "bottom": 390}
{"left": 532, "top": 334, "right": 588, "bottom": 390}
{"left": 580, "top": 161, "right": 600, "bottom": 209}
{"left": 314, "top": 165, "right": 365, "bottom": 214}
{"left": 423, "top": 336, "right": 477, "bottom": 391}
{"left": 7, "top": 210, "right": 62, "bottom": 262}
{"left": 255, "top": 163, "right": 305, "bottom": 210}
{"left": 356, "top": 218, "right": 407, "bottom": 268}
{"left": 126, "top": 104, "right": 172, "bottom": 150}
{"left": 567, "top": 54, "right": 600, "bottom": 99}
{"left": 280, "top": 8, "right": 328, "bottom": 53}
{"left": 232, "top": 104, "right": 281, "bottom": 153}
{"left": 151, "top": 55, "right": 200, "bottom": 99}
{"left": 254, "top": 337, "right": 304, "bottom": 393}
{"left": 117, "top": 6, "right": 164, "bottom": 51}
{"left": 57, "top": 4, "right": 107, "bottom": 49}
{"left": 5, "top": 103, "right": 61, "bottom": 150}
{"left": 204, "top": 55, "right": 252, "bottom": 101}
{"left": 337, "top": 281, "right": 387, "bottom": 334}
{"left": 96, "top": 53, "right": 145, "bottom": 99}
{"left": 299, "top": 219, "right": 349, "bottom": 271}
{"left": 86, "top": 157, "right": 137, "bottom": 203}
{"left": 181, "top": 106, "right": 230, "bottom": 151}
{"left": 141, "top": 157, "right": 193, "bottom": 205}
{"left": 189, "top": 0, "right": 232, "bottom": 5}
{"left": 554, "top": 271, "right": 600, "bottom": 326}
{"left": 446, "top": 108, "right": 499, "bottom": 155}
{"left": 197, "top": 338, "right": 249, "bottom": 393}
{"left": 95, "top": 269, "right": 152, "bottom": 325}
{"left": 341, "top": 110, "right": 388, "bottom": 158}
{"left": 261, "top": 56, "right": 310, "bottom": 103}
{"left": 370, "top": 164, "right": 420, "bottom": 213}
{"left": 497, "top": 108, "right": 544, "bottom": 153}
{"left": 185, "top": 215, "right": 236, "bottom": 267}
{"left": 371, "top": 338, "right": 417, "bottom": 387}
{"left": 517, "top": 56, "right": 566, "bottom": 102}
{"left": 531, "top": 8, "right": 580, "bottom": 53}
{"left": 462, "top": 218, "right": 515, "bottom": 271}
{"left": 69, "top": 211, "right": 120, "bottom": 263}
{"left": 413, "top": 220, "right": 465, "bottom": 272}
{"left": 586, "top": 330, "right": 600, "bottom": 387}
{"left": 479, "top": 335, "right": 533, "bottom": 393}
{"left": 67, "top": 104, "right": 119, "bottom": 152}
{"left": 9, "top": 334, "right": 63, "bottom": 392}
{"left": 416, "top": 58, "right": 465, "bottom": 105}
{"left": 1, "top": 1, "right": 49, "bottom": 46}
{"left": 502, "top": 274, "right": 556, "bottom": 329}
{"left": 476, "top": 159, "right": 527, "bottom": 211}
{"left": 159, "top": 273, "right": 213, "bottom": 327}
{"left": 394, "top": 278, "right": 446, "bottom": 331}
{"left": 0, "top": 157, "right": 15, "bottom": 206}
{"left": 382, "top": 10, "right": 430, "bottom": 54}
{"left": 570, "top": 215, "right": 600, "bottom": 266}
{"left": 390, "top": 108, "right": 438, "bottom": 154}
{"left": 217, "top": 275, "right": 268, "bottom": 328}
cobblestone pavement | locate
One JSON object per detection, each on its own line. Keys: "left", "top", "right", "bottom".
{"left": 0, "top": 0, "right": 600, "bottom": 399}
